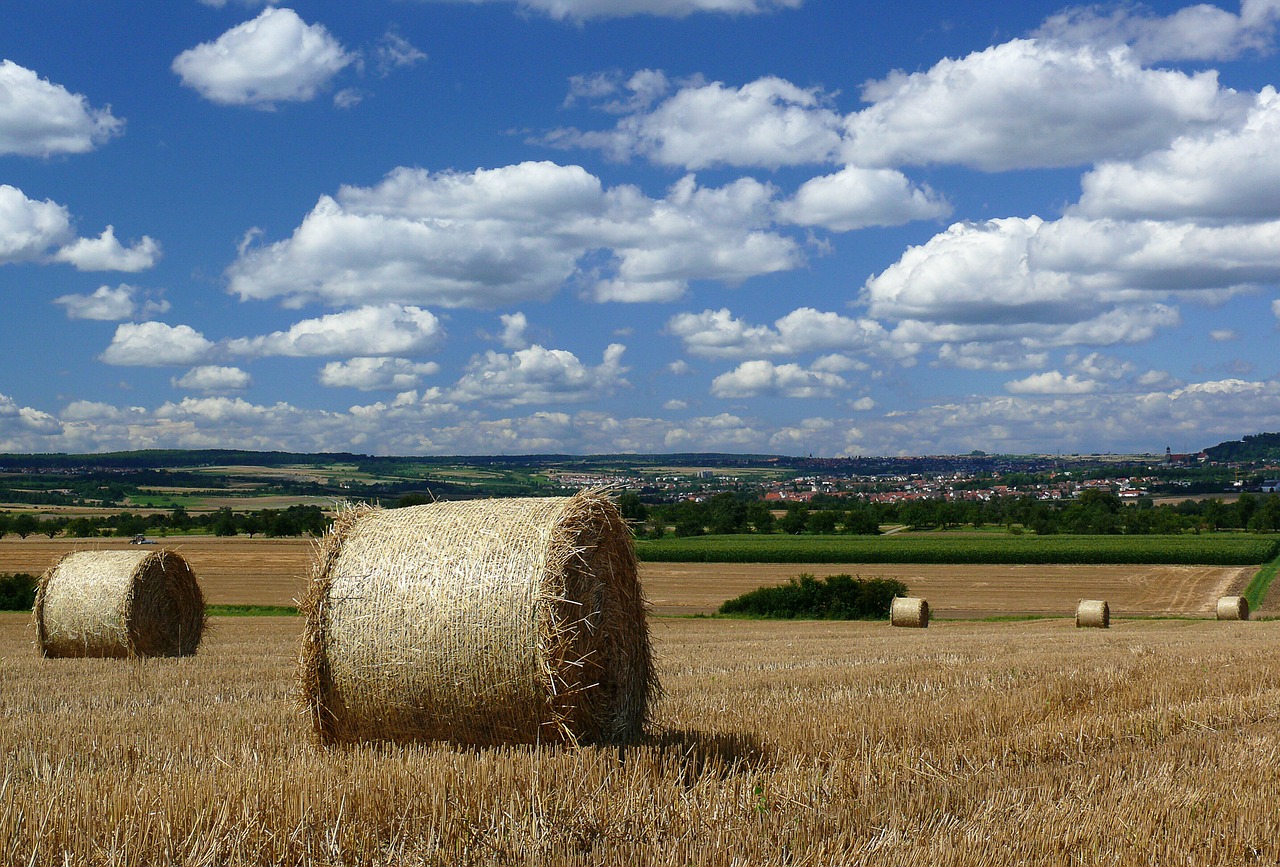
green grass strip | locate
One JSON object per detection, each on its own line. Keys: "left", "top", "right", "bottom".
{"left": 1244, "top": 555, "right": 1280, "bottom": 611}
{"left": 636, "top": 533, "right": 1280, "bottom": 566}
{"left": 206, "top": 604, "right": 299, "bottom": 616}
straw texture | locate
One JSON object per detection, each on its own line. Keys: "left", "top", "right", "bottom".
{"left": 1075, "top": 599, "right": 1110, "bottom": 629}
{"left": 34, "top": 549, "right": 206, "bottom": 658}
{"left": 299, "top": 491, "right": 656, "bottom": 746}
{"left": 890, "top": 596, "right": 929, "bottom": 628}
{"left": 1216, "top": 595, "right": 1249, "bottom": 621}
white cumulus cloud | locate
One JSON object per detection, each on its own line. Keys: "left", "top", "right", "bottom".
{"left": 778, "top": 165, "right": 950, "bottom": 231}
{"left": 1005, "top": 370, "right": 1100, "bottom": 394}
{"left": 668, "top": 307, "right": 888, "bottom": 358}
{"left": 711, "top": 359, "right": 847, "bottom": 398}
{"left": 172, "top": 7, "right": 354, "bottom": 108}
{"left": 225, "top": 304, "right": 443, "bottom": 358}
{"left": 101, "top": 322, "right": 215, "bottom": 366}
{"left": 0, "top": 60, "right": 123, "bottom": 157}
{"left": 51, "top": 226, "right": 160, "bottom": 271}
{"left": 318, "top": 357, "right": 441, "bottom": 391}
{"left": 54, "top": 284, "right": 169, "bottom": 321}
{"left": 410, "top": 0, "right": 801, "bottom": 22}
{"left": 844, "top": 39, "right": 1245, "bottom": 171}
{"left": 172, "top": 366, "right": 252, "bottom": 392}
{"left": 1036, "top": 0, "right": 1280, "bottom": 63}
{"left": 451, "top": 343, "right": 628, "bottom": 406}
{"left": 227, "top": 162, "right": 801, "bottom": 308}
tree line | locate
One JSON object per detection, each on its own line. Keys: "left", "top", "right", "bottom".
{"left": 0, "top": 504, "right": 329, "bottom": 540}
{"left": 622, "top": 490, "right": 1280, "bottom": 537}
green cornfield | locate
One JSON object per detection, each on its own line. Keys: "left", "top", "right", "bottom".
{"left": 635, "top": 533, "right": 1280, "bottom": 565}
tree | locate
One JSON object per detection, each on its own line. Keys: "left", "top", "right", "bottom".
{"left": 12, "top": 514, "right": 39, "bottom": 539}
{"left": 746, "top": 502, "right": 776, "bottom": 534}
{"left": 616, "top": 492, "right": 647, "bottom": 524}
{"left": 779, "top": 504, "right": 809, "bottom": 535}
{"left": 808, "top": 510, "right": 838, "bottom": 533}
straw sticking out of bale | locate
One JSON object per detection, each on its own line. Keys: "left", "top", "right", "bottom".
{"left": 1217, "top": 595, "right": 1249, "bottom": 621}
{"left": 34, "top": 549, "right": 206, "bottom": 658}
{"left": 299, "top": 491, "right": 657, "bottom": 747}
{"left": 1075, "top": 599, "right": 1110, "bottom": 629}
{"left": 890, "top": 596, "right": 929, "bottom": 628}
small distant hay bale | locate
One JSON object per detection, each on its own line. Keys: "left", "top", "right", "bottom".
{"left": 34, "top": 549, "right": 206, "bottom": 658}
{"left": 1075, "top": 599, "right": 1110, "bottom": 629}
{"left": 299, "top": 491, "right": 657, "bottom": 747}
{"left": 1217, "top": 595, "right": 1250, "bottom": 621}
{"left": 890, "top": 596, "right": 929, "bottom": 628}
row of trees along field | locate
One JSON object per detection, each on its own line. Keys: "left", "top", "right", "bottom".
{"left": 622, "top": 490, "right": 1280, "bottom": 537}
{"left": 0, "top": 505, "right": 328, "bottom": 539}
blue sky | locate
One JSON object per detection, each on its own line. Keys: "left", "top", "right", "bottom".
{"left": 4, "top": 0, "right": 1280, "bottom": 456}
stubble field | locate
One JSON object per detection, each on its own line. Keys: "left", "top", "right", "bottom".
{"left": 2, "top": 535, "right": 1276, "bottom": 863}
{"left": 0, "top": 536, "right": 1257, "bottom": 617}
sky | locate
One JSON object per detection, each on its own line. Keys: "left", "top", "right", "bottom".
{"left": 4, "top": 0, "right": 1280, "bottom": 457}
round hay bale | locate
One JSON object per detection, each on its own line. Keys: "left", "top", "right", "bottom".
{"left": 890, "top": 596, "right": 929, "bottom": 628}
{"left": 300, "top": 491, "right": 657, "bottom": 746}
{"left": 34, "top": 549, "right": 206, "bottom": 658}
{"left": 1075, "top": 599, "right": 1110, "bottom": 629}
{"left": 1217, "top": 595, "right": 1250, "bottom": 621}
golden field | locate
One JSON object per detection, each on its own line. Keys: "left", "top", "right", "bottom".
{"left": 2, "top": 535, "right": 1277, "bottom": 863}
{"left": 3, "top": 614, "right": 1279, "bottom": 864}
{"left": 0, "top": 536, "right": 1256, "bottom": 616}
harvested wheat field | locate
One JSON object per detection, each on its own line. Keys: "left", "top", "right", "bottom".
{"left": 0, "top": 538, "right": 1262, "bottom": 618}
{"left": 2, "top": 612, "right": 1279, "bottom": 864}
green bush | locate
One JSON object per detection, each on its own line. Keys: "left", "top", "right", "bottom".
{"left": 0, "top": 573, "right": 37, "bottom": 611}
{"left": 718, "top": 573, "right": 908, "bottom": 620}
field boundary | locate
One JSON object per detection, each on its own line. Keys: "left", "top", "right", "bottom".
{"left": 636, "top": 534, "right": 1280, "bottom": 566}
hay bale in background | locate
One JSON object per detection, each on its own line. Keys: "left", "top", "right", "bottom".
{"left": 1217, "top": 595, "right": 1250, "bottom": 621}
{"left": 300, "top": 491, "right": 657, "bottom": 746}
{"left": 1075, "top": 599, "right": 1110, "bottom": 629}
{"left": 34, "top": 549, "right": 205, "bottom": 658}
{"left": 890, "top": 596, "right": 929, "bottom": 628}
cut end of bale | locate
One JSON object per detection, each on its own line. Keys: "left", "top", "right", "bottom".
{"left": 299, "top": 491, "right": 657, "bottom": 747}
{"left": 1216, "top": 595, "right": 1249, "bottom": 621}
{"left": 1075, "top": 599, "right": 1110, "bottom": 629}
{"left": 890, "top": 596, "right": 929, "bottom": 628}
{"left": 34, "top": 549, "right": 206, "bottom": 658}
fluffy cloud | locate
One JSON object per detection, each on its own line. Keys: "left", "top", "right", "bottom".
{"left": 50, "top": 226, "right": 160, "bottom": 271}
{"left": 0, "top": 60, "right": 123, "bottom": 157}
{"left": 710, "top": 359, "right": 847, "bottom": 398}
{"left": 227, "top": 162, "right": 800, "bottom": 307}
{"left": 451, "top": 344, "right": 628, "bottom": 405}
{"left": 496, "top": 312, "right": 530, "bottom": 350}
{"left": 668, "top": 307, "right": 887, "bottom": 358}
{"left": 1036, "top": 0, "right": 1280, "bottom": 62}
{"left": 225, "top": 304, "right": 443, "bottom": 358}
{"left": 411, "top": 0, "right": 801, "bottom": 22}
{"left": 172, "top": 7, "right": 353, "bottom": 108}
{"left": 934, "top": 343, "right": 1049, "bottom": 371}
{"left": 844, "top": 39, "right": 1244, "bottom": 171}
{"left": 862, "top": 213, "right": 1280, "bottom": 349}
{"left": 318, "top": 357, "right": 441, "bottom": 391}
{"left": 1004, "top": 371, "right": 1100, "bottom": 394}
{"left": 172, "top": 366, "right": 252, "bottom": 392}
{"left": 100, "top": 322, "right": 215, "bottom": 366}
{"left": 0, "top": 186, "right": 73, "bottom": 263}
{"left": 54, "top": 284, "right": 169, "bottom": 321}
{"left": 778, "top": 166, "right": 950, "bottom": 231}
{"left": 0, "top": 186, "right": 156, "bottom": 270}
{"left": 549, "top": 76, "right": 844, "bottom": 168}
{"left": 1077, "top": 87, "right": 1280, "bottom": 221}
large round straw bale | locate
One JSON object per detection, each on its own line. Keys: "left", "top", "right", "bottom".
{"left": 300, "top": 491, "right": 657, "bottom": 746}
{"left": 1075, "top": 599, "right": 1110, "bottom": 629}
{"left": 890, "top": 596, "right": 929, "bottom": 628}
{"left": 1217, "top": 595, "right": 1250, "bottom": 621}
{"left": 34, "top": 549, "right": 206, "bottom": 658}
